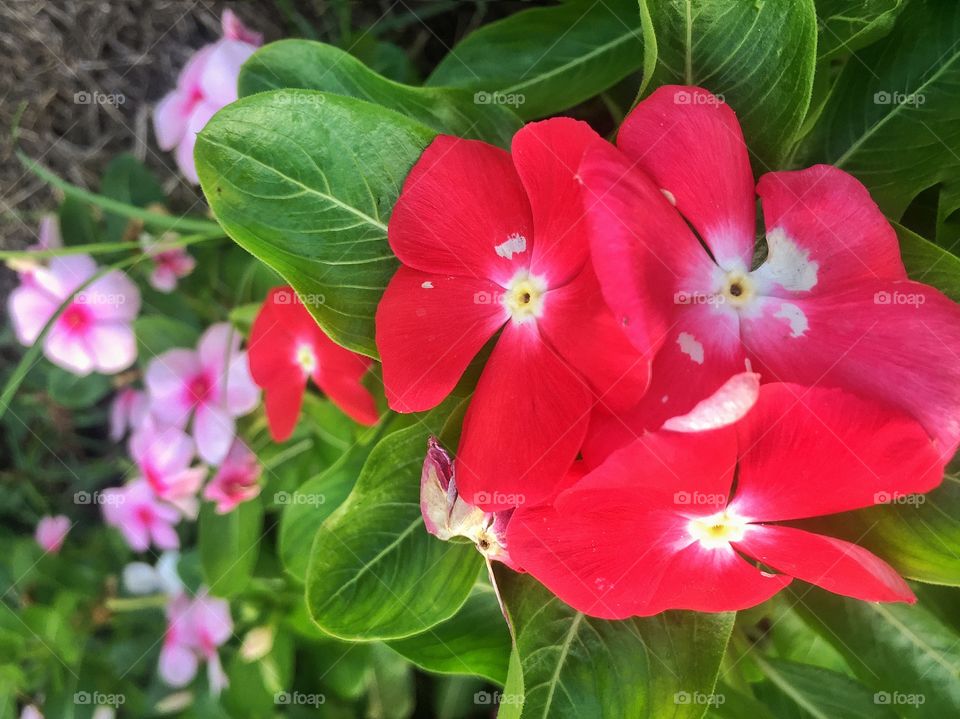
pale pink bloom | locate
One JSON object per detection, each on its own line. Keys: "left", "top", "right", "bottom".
{"left": 109, "top": 388, "right": 150, "bottom": 441}
{"left": 159, "top": 590, "right": 233, "bottom": 694}
{"left": 123, "top": 552, "right": 183, "bottom": 596}
{"left": 145, "top": 323, "right": 260, "bottom": 465}
{"left": 142, "top": 233, "right": 196, "bottom": 292}
{"left": 35, "top": 514, "right": 70, "bottom": 554}
{"left": 102, "top": 479, "right": 180, "bottom": 552}
{"left": 203, "top": 440, "right": 261, "bottom": 513}
{"left": 153, "top": 11, "right": 262, "bottom": 183}
{"left": 20, "top": 706, "right": 43, "bottom": 719}
{"left": 8, "top": 215, "right": 62, "bottom": 281}
{"left": 131, "top": 423, "right": 207, "bottom": 518}
{"left": 8, "top": 255, "right": 140, "bottom": 376}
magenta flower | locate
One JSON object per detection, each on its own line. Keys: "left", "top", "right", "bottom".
{"left": 8, "top": 255, "right": 140, "bottom": 376}
{"left": 153, "top": 10, "right": 262, "bottom": 183}
{"left": 145, "top": 323, "right": 260, "bottom": 465}
{"left": 203, "top": 440, "right": 262, "bottom": 514}
{"left": 109, "top": 388, "right": 149, "bottom": 442}
{"left": 159, "top": 590, "right": 233, "bottom": 694}
{"left": 34, "top": 515, "right": 70, "bottom": 554}
{"left": 130, "top": 422, "right": 207, "bottom": 517}
{"left": 142, "top": 233, "right": 196, "bottom": 292}
{"left": 102, "top": 479, "right": 181, "bottom": 552}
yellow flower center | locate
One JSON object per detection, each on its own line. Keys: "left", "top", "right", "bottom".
{"left": 688, "top": 509, "right": 749, "bottom": 549}
{"left": 504, "top": 271, "right": 547, "bottom": 324}
{"left": 295, "top": 344, "right": 317, "bottom": 374}
{"left": 721, "top": 272, "right": 755, "bottom": 308}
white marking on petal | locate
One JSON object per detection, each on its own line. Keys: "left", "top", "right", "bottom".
{"left": 677, "top": 332, "right": 704, "bottom": 364}
{"left": 660, "top": 188, "right": 677, "bottom": 206}
{"left": 662, "top": 372, "right": 760, "bottom": 432}
{"left": 421, "top": 281, "right": 433, "bottom": 289}
{"left": 661, "top": 395, "right": 669, "bottom": 404}
{"left": 495, "top": 233, "right": 527, "bottom": 260}
{"left": 775, "top": 302, "right": 808, "bottom": 337}
{"left": 757, "top": 227, "right": 818, "bottom": 291}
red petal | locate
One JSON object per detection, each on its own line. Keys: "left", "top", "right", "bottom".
{"left": 580, "top": 138, "right": 713, "bottom": 359}
{"left": 730, "top": 384, "right": 944, "bottom": 522}
{"left": 539, "top": 263, "right": 650, "bottom": 411}
{"left": 388, "top": 136, "right": 534, "bottom": 285}
{"left": 376, "top": 266, "right": 507, "bottom": 413}
{"left": 511, "top": 118, "right": 599, "bottom": 286}
{"left": 311, "top": 331, "right": 377, "bottom": 426}
{"left": 741, "top": 282, "right": 960, "bottom": 459}
{"left": 455, "top": 323, "right": 591, "bottom": 511}
{"left": 735, "top": 525, "right": 914, "bottom": 603}
{"left": 618, "top": 86, "right": 756, "bottom": 268}
{"left": 756, "top": 166, "right": 907, "bottom": 295}
{"left": 263, "top": 380, "right": 306, "bottom": 442}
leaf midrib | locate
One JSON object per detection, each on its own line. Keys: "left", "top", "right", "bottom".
{"left": 537, "top": 610, "right": 584, "bottom": 718}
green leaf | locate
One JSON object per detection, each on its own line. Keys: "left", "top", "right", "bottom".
{"left": 387, "top": 585, "right": 511, "bottom": 684}
{"left": 802, "top": 474, "right": 960, "bottom": 585}
{"left": 753, "top": 655, "right": 898, "bottom": 719}
{"left": 196, "top": 90, "right": 436, "bottom": 358}
{"left": 133, "top": 315, "right": 201, "bottom": 358}
{"left": 793, "top": 587, "right": 960, "bottom": 716}
{"left": 100, "top": 153, "right": 165, "bottom": 242}
{"left": 640, "top": 0, "right": 818, "bottom": 168}
{"left": 239, "top": 40, "right": 520, "bottom": 146}
{"left": 305, "top": 424, "right": 482, "bottom": 640}
{"left": 706, "top": 683, "right": 777, "bottom": 719}
{"left": 57, "top": 196, "right": 98, "bottom": 246}
{"left": 814, "top": 0, "right": 906, "bottom": 61}
{"left": 199, "top": 496, "right": 264, "bottom": 596}
{"left": 45, "top": 366, "right": 112, "bottom": 409}
{"left": 427, "top": 0, "right": 645, "bottom": 120}
{"left": 368, "top": 644, "right": 416, "bottom": 719}
{"left": 895, "top": 222, "right": 960, "bottom": 302}
{"left": 496, "top": 568, "right": 734, "bottom": 718}
{"left": 800, "top": 2, "right": 960, "bottom": 218}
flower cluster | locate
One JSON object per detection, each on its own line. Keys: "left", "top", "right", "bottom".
{"left": 383, "top": 86, "right": 960, "bottom": 616}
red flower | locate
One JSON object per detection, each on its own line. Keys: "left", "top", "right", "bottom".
{"left": 508, "top": 384, "right": 945, "bottom": 619}
{"left": 249, "top": 287, "right": 378, "bottom": 440}
{"left": 581, "top": 85, "right": 960, "bottom": 460}
{"left": 376, "top": 119, "right": 649, "bottom": 511}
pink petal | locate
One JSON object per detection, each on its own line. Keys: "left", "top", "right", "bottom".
{"left": 198, "top": 39, "right": 256, "bottom": 108}
{"left": 36, "top": 215, "right": 62, "bottom": 251}
{"left": 8, "top": 283, "right": 60, "bottom": 345}
{"left": 194, "top": 404, "right": 235, "bottom": 465}
{"left": 455, "top": 323, "right": 592, "bottom": 511}
{"left": 198, "top": 322, "right": 241, "bottom": 374}
{"left": 35, "top": 515, "right": 71, "bottom": 553}
{"left": 221, "top": 9, "right": 263, "bottom": 45}
{"left": 146, "top": 349, "right": 201, "bottom": 425}
{"left": 153, "top": 90, "right": 191, "bottom": 151}
{"left": 735, "top": 525, "right": 914, "bottom": 603}
{"left": 176, "top": 100, "right": 219, "bottom": 184}
{"left": 511, "top": 118, "right": 598, "bottom": 286}
{"left": 730, "top": 383, "right": 944, "bottom": 522}
{"left": 387, "top": 135, "right": 534, "bottom": 285}
{"left": 756, "top": 165, "right": 906, "bottom": 295}
{"left": 224, "top": 351, "right": 260, "bottom": 417}
{"left": 86, "top": 321, "right": 137, "bottom": 374}
{"left": 85, "top": 270, "right": 141, "bottom": 321}
{"left": 617, "top": 86, "right": 756, "bottom": 268}
{"left": 376, "top": 266, "right": 508, "bottom": 413}
{"left": 43, "top": 325, "right": 94, "bottom": 376}
{"left": 159, "top": 642, "right": 198, "bottom": 687}
{"left": 44, "top": 255, "right": 98, "bottom": 296}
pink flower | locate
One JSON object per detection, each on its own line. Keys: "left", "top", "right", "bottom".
{"left": 145, "top": 323, "right": 260, "bottom": 465}
{"left": 109, "top": 388, "right": 149, "bottom": 441}
{"left": 142, "top": 233, "right": 196, "bottom": 292}
{"left": 131, "top": 422, "right": 207, "bottom": 517}
{"left": 203, "top": 440, "right": 262, "bottom": 514}
{"left": 8, "top": 255, "right": 140, "bottom": 376}
{"left": 153, "top": 11, "right": 262, "bottom": 183}
{"left": 7, "top": 214, "right": 62, "bottom": 281}
{"left": 159, "top": 590, "right": 233, "bottom": 694}
{"left": 35, "top": 514, "right": 70, "bottom": 554}
{"left": 102, "top": 479, "right": 181, "bottom": 552}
